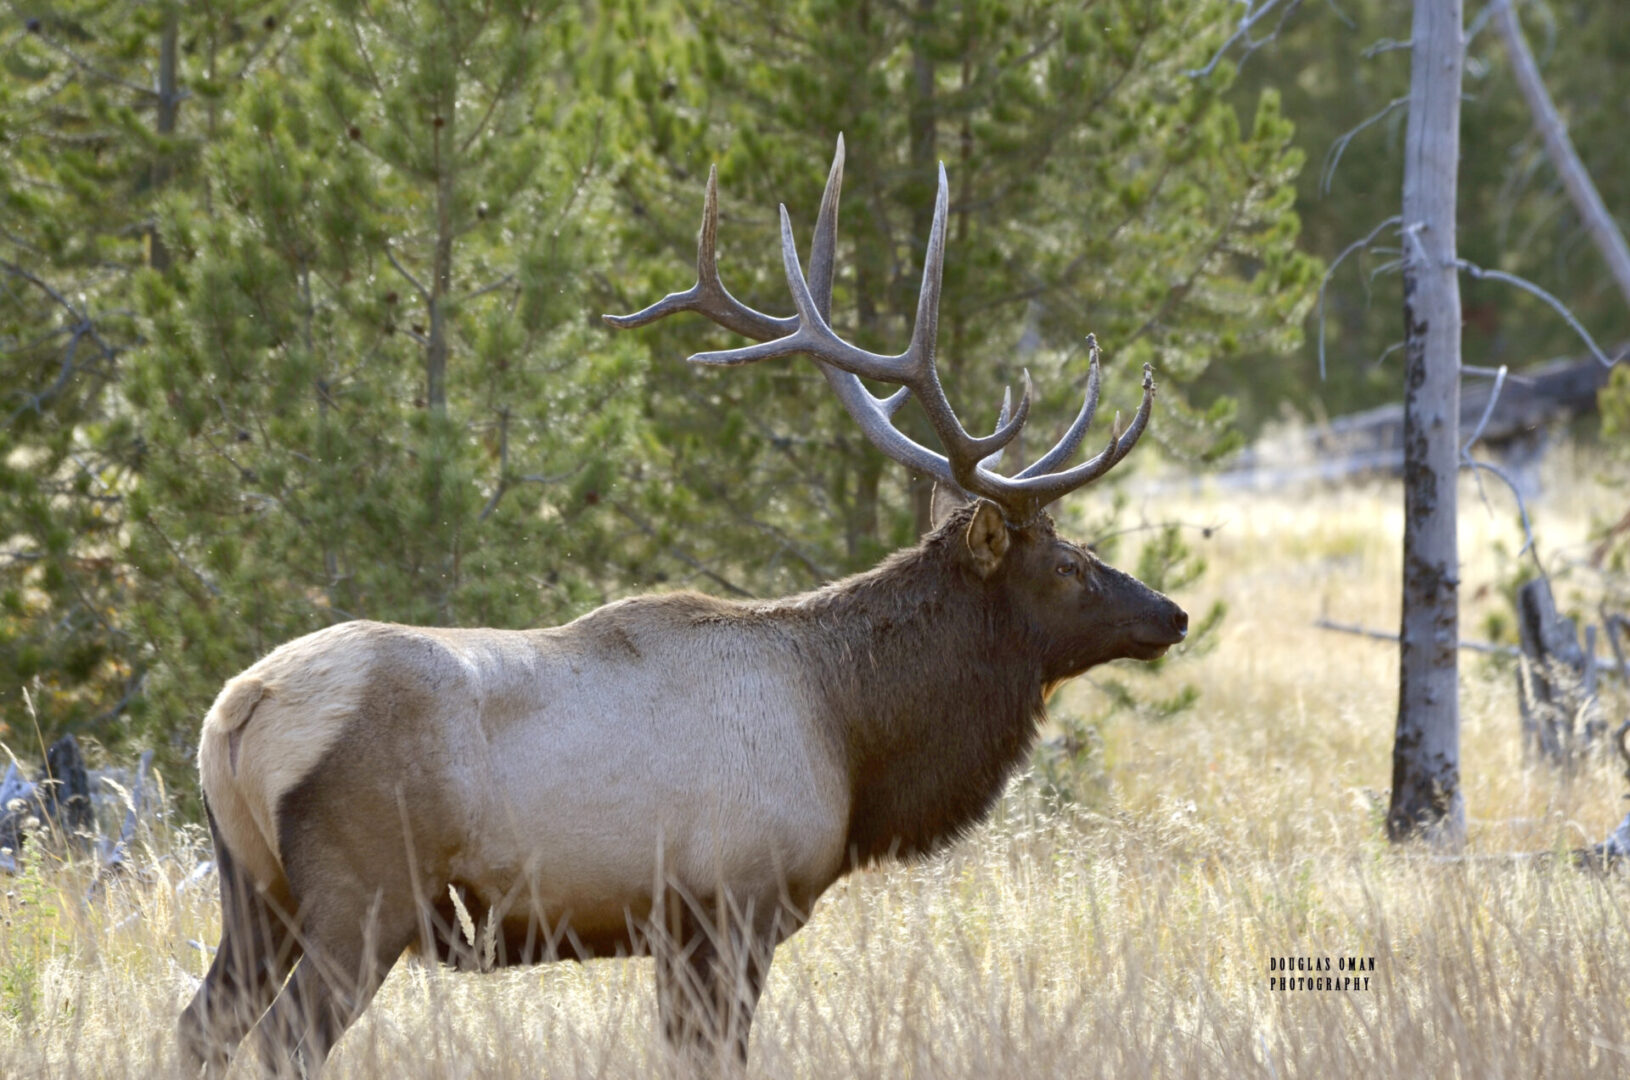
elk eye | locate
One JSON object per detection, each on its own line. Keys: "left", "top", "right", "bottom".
{"left": 1056, "top": 563, "right": 1076, "bottom": 577}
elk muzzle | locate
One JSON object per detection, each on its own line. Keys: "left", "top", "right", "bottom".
{"left": 1131, "top": 600, "right": 1188, "bottom": 659}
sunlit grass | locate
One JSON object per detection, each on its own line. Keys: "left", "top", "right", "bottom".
{"left": 4, "top": 448, "right": 1629, "bottom": 1077}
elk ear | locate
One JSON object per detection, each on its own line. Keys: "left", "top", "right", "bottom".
{"left": 930, "top": 482, "right": 971, "bottom": 530}
{"left": 964, "top": 500, "right": 1010, "bottom": 578}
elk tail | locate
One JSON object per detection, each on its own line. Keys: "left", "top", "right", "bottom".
{"left": 197, "top": 676, "right": 286, "bottom": 892}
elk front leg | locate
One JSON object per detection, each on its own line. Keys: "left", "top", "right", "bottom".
{"left": 654, "top": 896, "right": 776, "bottom": 1066}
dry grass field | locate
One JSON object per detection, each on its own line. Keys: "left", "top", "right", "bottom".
{"left": 4, "top": 447, "right": 1629, "bottom": 1078}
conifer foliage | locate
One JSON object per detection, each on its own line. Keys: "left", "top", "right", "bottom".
{"left": 122, "top": 0, "right": 639, "bottom": 755}
{"left": 607, "top": 0, "right": 1317, "bottom": 589}
{"left": 2, "top": 0, "right": 1315, "bottom": 777}
{"left": 1, "top": 2, "right": 279, "bottom": 742}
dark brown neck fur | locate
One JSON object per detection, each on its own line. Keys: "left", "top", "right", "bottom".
{"left": 759, "top": 508, "right": 1049, "bottom": 866}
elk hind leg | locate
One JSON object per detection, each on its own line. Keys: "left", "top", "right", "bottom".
{"left": 253, "top": 901, "right": 417, "bottom": 1076}
{"left": 253, "top": 843, "right": 421, "bottom": 1077}
{"left": 178, "top": 805, "right": 302, "bottom": 1076}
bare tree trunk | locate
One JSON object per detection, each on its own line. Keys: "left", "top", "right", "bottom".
{"left": 905, "top": 0, "right": 939, "bottom": 540}
{"left": 1515, "top": 577, "right": 1602, "bottom": 765}
{"left": 1388, "top": 0, "right": 1466, "bottom": 848}
{"left": 1493, "top": 0, "right": 1630, "bottom": 310}
{"left": 908, "top": 0, "right": 938, "bottom": 257}
{"left": 428, "top": 117, "right": 456, "bottom": 419}
{"left": 148, "top": 12, "right": 181, "bottom": 272}
{"left": 425, "top": 108, "right": 458, "bottom": 622}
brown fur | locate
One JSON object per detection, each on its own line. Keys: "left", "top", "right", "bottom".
{"left": 757, "top": 504, "right": 1181, "bottom": 862}
{"left": 180, "top": 502, "right": 1185, "bottom": 1075}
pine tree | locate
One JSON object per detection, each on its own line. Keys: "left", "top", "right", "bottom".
{"left": 0, "top": 1, "right": 273, "bottom": 743}
{"left": 602, "top": 0, "right": 1318, "bottom": 595}
{"left": 120, "top": 0, "right": 639, "bottom": 770}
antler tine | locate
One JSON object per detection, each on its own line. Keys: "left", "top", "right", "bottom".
{"left": 691, "top": 203, "right": 919, "bottom": 378}
{"left": 996, "top": 363, "right": 1156, "bottom": 512}
{"left": 808, "top": 134, "right": 845, "bottom": 321}
{"left": 804, "top": 136, "right": 918, "bottom": 419}
{"left": 979, "top": 386, "right": 1014, "bottom": 471}
{"left": 894, "top": 166, "right": 1031, "bottom": 486}
{"left": 602, "top": 166, "right": 796, "bottom": 342}
{"left": 879, "top": 385, "right": 911, "bottom": 418}
{"left": 901, "top": 165, "right": 948, "bottom": 384}
{"left": 1016, "top": 335, "right": 1102, "bottom": 479}
{"left": 960, "top": 369, "right": 1032, "bottom": 467}
{"left": 638, "top": 140, "right": 938, "bottom": 473}
{"left": 813, "top": 364, "right": 950, "bottom": 477}
{"left": 693, "top": 158, "right": 1033, "bottom": 495}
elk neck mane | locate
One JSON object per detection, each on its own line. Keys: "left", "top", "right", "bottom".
{"left": 747, "top": 509, "right": 1051, "bottom": 866}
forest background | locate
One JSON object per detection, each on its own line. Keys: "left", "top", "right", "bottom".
{"left": 2, "top": 0, "right": 1627, "bottom": 792}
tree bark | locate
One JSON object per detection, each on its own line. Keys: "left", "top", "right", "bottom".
{"left": 908, "top": 0, "right": 938, "bottom": 257}
{"left": 148, "top": 11, "right": 181, "bottom": 272}
{"left": 1515, "top": 577, "right": 1601, "bottom": 765}
{"left": 901, "top": 0, "right": 939, "bottom": 540}
{"left": 1493, "top": 0, "right": 1630, "bottom": 311}
{"left": 425, "top": 105, "right": 458, "bottom": 622}
{"left": 1388, "top": 0, "right": 1466, "bottom": 848}
{"left": 428, "top": 118, "right": 456, "bottom": 418}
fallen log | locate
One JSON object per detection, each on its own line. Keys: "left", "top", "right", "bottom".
{"left": 1307, "top": 354, "right": 1618, "bottom": 462}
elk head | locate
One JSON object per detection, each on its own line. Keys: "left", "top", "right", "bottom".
{"left": 606, "top": 136, "right": 1188, "bottom": 672}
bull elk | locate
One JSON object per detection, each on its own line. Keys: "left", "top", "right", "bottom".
{"left": 179, "top": 137, "right": 1187, "bottom": 1075}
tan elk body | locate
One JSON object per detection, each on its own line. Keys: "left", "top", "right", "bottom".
{"left": 198, "top": 600, "right": 851, "bottom": 949}
{"left": 180, "top": 139, "right": 1187, "bottom": 1075}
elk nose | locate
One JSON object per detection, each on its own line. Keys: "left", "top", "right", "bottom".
{"left": 1171, "top": 607, "right": 1189, "bottom": 639}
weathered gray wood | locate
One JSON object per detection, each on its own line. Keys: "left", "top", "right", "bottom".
{"left": 1584, "top": 623, "right": 1599, "bottom": 702}
{"left": 1315, "top": 616, "right": 1628, "bottom": 682}
{"left": 1518, "top": 578, "right": 1562, "bottom": 760}
{"left": 2, "top": 734, "right": 114, "bottom": 873}
{"left": 1308, "top": 356, "right": 1616, "bottom": 460}
{"left": 1580, "top": 814, "right": 1630, "bottom": 869}
{"left": 0, "top": 762, "right": 36, "bottom": 873}
{"left": 1147, "top": 352, "right": 1620, "bottom": 499}
{"left": 1581, "top": 717, "right": 1630, "bottom": 869}
{"left": 1516, "top": 577, "right": 1602, "bottom": 766}
{"left": 1494, "top": 0, "right": 1630, "bottom": 312}
{"left": 99, "top": 748, "right": 153, "bottom": 873}
{"left": 1604, "top": 612, "right": 1629, "bottom": 683}
{"left": 1388, "top": 0, "right": 1466, "bottom": 848}
{"left": 0, "top": 762, "right": 31, "bottom": 808}
{"left": 37, "top": 732, "right": 93, "bottom": 844}
{"left": 1316, "top": 617, "right": 1517, "bottom": 657}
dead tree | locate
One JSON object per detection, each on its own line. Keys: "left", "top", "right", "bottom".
{"left": 1516, "top": 577, "right": 1603, "bottom": 765}
{"left": 0, "top": 733, "right": 94, "bottom": 871}
{"left": 1493, "top": 0, "right": 1630, "bottom": 311}
{"left": 1387, "top": 0, "right": 1466, "bottom": 848}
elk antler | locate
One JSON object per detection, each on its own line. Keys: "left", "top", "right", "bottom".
{"left": 604, "top": 135, "right": 1156, "bottom": 526}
